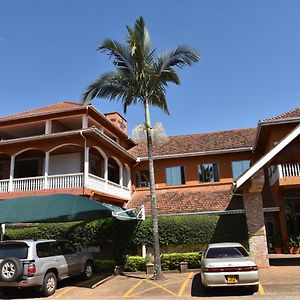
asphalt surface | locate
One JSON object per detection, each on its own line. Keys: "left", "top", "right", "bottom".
{"left": 0, "top": 265, "right": 300, "bottom": 299}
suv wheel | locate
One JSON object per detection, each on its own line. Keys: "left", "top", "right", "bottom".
{"left": 0, "top": 257, "right": 23, "bottom": 282}
{"left": 83, "top": 261, "right": 93, "bottom": 280}
{"left": 42, "top": 272, "right": 57, "bottom": 297}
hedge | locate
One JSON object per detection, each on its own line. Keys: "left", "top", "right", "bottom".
{"left": 161, "top": 252, "right": 201, "bottom": 270}
{"left": 125, "top": 256, "right": 148, "bottom": 272}
{"left": 4, "top": 214, "right": 248, "bottom": 263}
{"left": 125, "top": 252, "right": 201, "bottom": 271}
{"left": 94, "top": 259, "right": 116, "bottom": 273}
{"left": 134, "top": 214, "right": 248, "bottom": 245}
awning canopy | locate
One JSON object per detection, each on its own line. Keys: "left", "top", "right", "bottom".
{"left": 0, "top": 194, "right": 136, "bottom": 223}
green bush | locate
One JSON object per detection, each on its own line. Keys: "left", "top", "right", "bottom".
{"left": 134, "top": 214, "right": 248, "bottom": 245}
{"left": 161, "top": 252, "right": 201, "bottom": 271}
{"left": 94, "top": 259, "right": 116, "bottom": 273}
{"left": 125, "top": 256, "right": 148, "bottom": 272}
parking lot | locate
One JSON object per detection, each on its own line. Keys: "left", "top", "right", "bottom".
{"left": 1, "top": 265, "right": 300, "bottom": 299}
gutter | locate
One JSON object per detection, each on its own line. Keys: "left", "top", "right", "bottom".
{"left": 136, "top": 147, "right": 253, "bottom": 161}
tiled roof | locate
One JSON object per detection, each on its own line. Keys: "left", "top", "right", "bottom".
{"left": 261, "top": 107, "right": 300, "bottom": 122}
{"left": 0, "top": 101, "right": 83, "bottom": 120}
{"left": 127, "top": 184, "right": 243, "bottom": 216}
{"left": 129, "top": 128, "right": 256, "bottom": 157}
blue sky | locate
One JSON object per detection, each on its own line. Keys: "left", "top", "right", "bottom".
{"left": 1, "top": 0, "right": 300, "bottom": 136}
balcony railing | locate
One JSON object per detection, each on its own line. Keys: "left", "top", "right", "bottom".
{"left": 269, "top": 163, "right": 300, "bottom": 186}
{"left": 0, "top": 173, "right": 130, "bottom": 199}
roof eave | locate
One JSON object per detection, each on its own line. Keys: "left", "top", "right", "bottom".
{"left": 137, "top": 147, "right": 253, "bottom": 161}
{"left": 233, "top": 123, "right": 300, "bottom": 193}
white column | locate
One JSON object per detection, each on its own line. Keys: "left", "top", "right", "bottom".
{"left": 84, "top": 146, "right": 89, "bottom": 186}
{"left": 278, "top": 164, "right": 283, "bottom": 178}
{"left": 119, "top": 165, "right": 123, "bottom": 188}
{"left": 8, "top": 155, "right": 15, "bottom": 192}
{"left": 104, "top": 158, "right": 108, "bottom": 182}
{"left": 82, "top": 115, "right": 88, "bottom": 129}
{"left": 142, "top": 244, "right": 147, "bottom": 258}
{"left": 45, "top": 120, "right": 52, "bottom": 134}
{"left": 44, "top": 152, "right": 50, "bottom": 189}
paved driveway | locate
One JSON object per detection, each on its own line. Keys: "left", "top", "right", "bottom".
{"left": 1, "top": 266, "right": 300, "bottom": 299}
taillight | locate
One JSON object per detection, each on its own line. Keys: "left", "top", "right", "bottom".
{"left": 27, "top": 263, "right": 36, "bottom": 276}
{"left": 203, "top": 266, "right": 258, "bottom": 272}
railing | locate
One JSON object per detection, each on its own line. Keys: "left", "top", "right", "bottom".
{"left": 281, "top": 163, "right": 300, "bottom": 178}
{"left": 0, "top": 179, "right": 9, "bottom": 193}
{"left": 48, "top": 173, "right": 83, "bottom": 189}
{"left": 269, "top": 163, "right": 300, "bottom": 186}
{"left": 87, "top": 174, "right": 130, "bottom": 199}
{"left": 0, "top": 172, "right": 130, "bottom": 199}
{"left": 13, "top": 176, "right": 45, "bottom": 192}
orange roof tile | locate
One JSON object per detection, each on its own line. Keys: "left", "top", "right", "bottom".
{"left": 128, "top": 184, "right": 243, "bottom": 215}
{"left": 261, "top": 107, "right": 300, "bottom": 122}
{"left": 0, "top": 101, "right": 83, "bottom": 120}
{"left": 129, "top": 128, "right": 256, "bottom": 157}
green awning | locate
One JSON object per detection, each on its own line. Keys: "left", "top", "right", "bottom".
{"left": 0, "top": 194, "right": 135, "bottom": 223}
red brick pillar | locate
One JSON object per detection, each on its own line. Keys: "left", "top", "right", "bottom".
{"left": 242, "top": 170, "right": 269, "bottom": 268}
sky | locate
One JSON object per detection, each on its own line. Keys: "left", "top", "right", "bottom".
{"left": 1, "top": 0, "right": 300, "bottom": 137}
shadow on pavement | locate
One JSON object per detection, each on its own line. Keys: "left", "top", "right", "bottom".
{"left": 191, "top": 272, "right": 254, "bottom": 297}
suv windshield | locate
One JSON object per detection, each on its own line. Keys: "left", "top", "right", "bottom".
{"left": 0, "top": 243, "right": 28, "bottom": 259}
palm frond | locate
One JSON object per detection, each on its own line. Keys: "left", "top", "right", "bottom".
{"left": 81, "top": 71, "right": 130, "bottom": 105}
{"left": 159, "top": 46, "right": 200, "bottom": 71}
{"left": 98, "top": 39, "right": 133, "bottom": 73}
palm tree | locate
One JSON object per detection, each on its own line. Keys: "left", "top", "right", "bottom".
{"left": 82, "top": 16, "right": 200, "bottom": 279}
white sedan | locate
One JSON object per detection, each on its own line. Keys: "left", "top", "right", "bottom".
{"left": 201, "top": 242, "right": 259, "bottom": 293}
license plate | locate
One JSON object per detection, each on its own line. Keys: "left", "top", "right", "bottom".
{"left": 227, "top": 276, "right": 238, "bottom": 284}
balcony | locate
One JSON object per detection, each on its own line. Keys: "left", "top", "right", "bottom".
{"left": 0, "top": 173, "right": 130, "bottom": 200}
{"left": 269, "top": 163, "right": 300, "bottom": 187}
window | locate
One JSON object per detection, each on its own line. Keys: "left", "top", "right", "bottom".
{"left": 198, "top": 163, "right": 219, "bottom": 183}
{"left": 135, "top": 170, "right": 149, "bottom": 187}
{"left": 231, "top": 160, "right": 251, "bottom": 179}
{"left": 206, "top": 247, "right": 249, "bottom": 259}
{"left": 165, "top": 166, "right": 185, "bottom": 186}
{"left": 37, "top": 242, "right": 53, "bottom": 258}
{"left": 0, "top": 243, "right": 28, "bottom": 259}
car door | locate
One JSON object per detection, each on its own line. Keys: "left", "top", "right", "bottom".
{"left": 51, "top": 241, "right": 69, "bottom": 278}
{"left": 60, "top": 241, "right": 82, "bottom": 276}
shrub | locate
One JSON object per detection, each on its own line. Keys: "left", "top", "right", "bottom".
{"left": 161, "top": 252, "right": 201, "bottom": 271}
{"left": 94, "top": 259, "right": 116, "bottom": 273}
{"left": 125, "top": 256, "right": 148, "bottom": 272}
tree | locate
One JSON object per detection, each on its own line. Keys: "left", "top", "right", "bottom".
{"left": 132, "top": 122, "right": 167, "bottom": 142}
{"left": 81, "top": 16, "right": 199, "bottom": 279}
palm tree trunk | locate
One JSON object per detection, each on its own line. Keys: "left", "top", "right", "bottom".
{"left": 144, "top": 100, "right": 163, "bottom": 280}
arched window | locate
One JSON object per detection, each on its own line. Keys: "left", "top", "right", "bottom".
{"left": 14, "top": 150, "right": 44, "bottom": 178}
{"left": 108, "top": 158, "right": 120, "bottom": 184}
{"left": 89, "top": 148, "right": 105, "bottom": 178}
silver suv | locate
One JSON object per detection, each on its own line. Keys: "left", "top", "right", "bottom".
{"left": 0, "top": 239, "right": 94, "bottom": 296}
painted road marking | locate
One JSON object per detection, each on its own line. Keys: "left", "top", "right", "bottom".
{"left": 178, "top": 272, "right": 194, "bottom": 296}
{"left": 130, "top": 278, "right": 184, "bottom": 297}
{"left": 146, "top": 279, "right": 178, "bottom": 297}
{"left": 124, "top": 278, "right": 145, "bottom": 298}
{"left": 259, "top": 282, "right": 265, "bottom": 295}
{"left": 55, "top": 286, "right": 76, "bottom": 298}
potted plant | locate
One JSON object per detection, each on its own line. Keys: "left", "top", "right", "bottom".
{"left": 288, "top": 236, "right": 300, "bottom": 254}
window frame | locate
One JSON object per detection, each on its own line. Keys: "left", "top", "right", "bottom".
{"left": 165, "top": 165, "right": 186, "bottom": 186}
{"left": 231, "top": 160, "right": 251, "bottom": 180}
{"left": 198, "top": 162, "right": 220, "bottom": 183}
